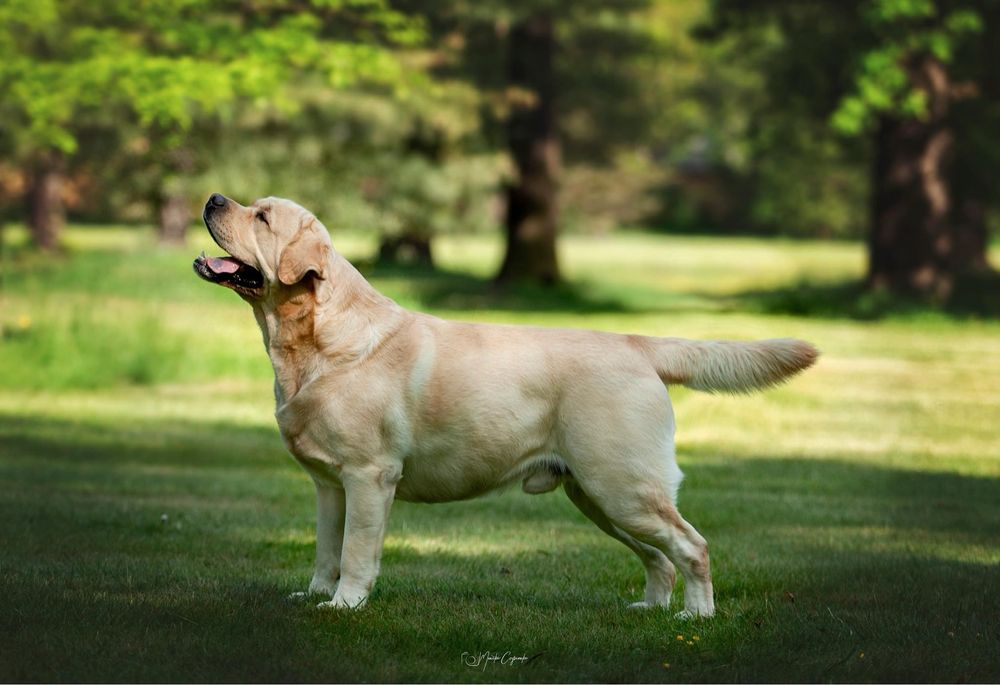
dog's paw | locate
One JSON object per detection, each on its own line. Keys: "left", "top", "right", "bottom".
{"left": 675, "top": 608, "right": 714, "bottom": 620}
{"left": 288, "top": 577, "right": 337, "bottom": 602}
{"left": 629, "top": 600, "right": 675, "bottom": 610}
{"left": 316, "top": 591, "right": 367, "bottom": 610}
{"left": 307, "top": 576, "right": 338, "bottom": 597}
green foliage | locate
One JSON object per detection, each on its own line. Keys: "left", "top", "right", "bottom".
{"left": 393, "top": 0, "right": 681, "bottom": 234}
{"left": 748, "top": 121, "right": 869, "bottom": 238}
{"left": 194, "top": 81, "right": 507, "bottom": 243}
{"left": 698, "top": 0, "right": 992, "bottom": 241}
{"left": 0, "top": 0, "right": 424, "bottom": 157}
{"left": 831, "top": 0, "right": 984, "bottom": 135}
{"left": 371, "top": 152, "right": 507, "bottom": 239}
{"left": 5, "top": 0, "right": 999, "bottom": 245}
{"left": 328, "top": 83, "right": 508, "bottom": 240}
{"left": 649, "top": 3, "right": 871, "bottom": 238}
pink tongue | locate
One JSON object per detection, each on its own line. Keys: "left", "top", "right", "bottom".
{"left": 206, "top": 256, "right": 242, "bottom": 274}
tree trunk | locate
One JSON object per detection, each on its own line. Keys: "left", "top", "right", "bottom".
{"left": 377, "top": 233, "right": 434, "bottom": 267}
{"left": 158, "top": 193, "right": 191, "bottom": 245}
{"left": 495, "top": 13, "right": 561, "bottom": 286}
{"left": 951, "top": 196, "right": 990, "bottom": 273}
{"left": 373, "top": 121, "right": 444, "bottom": 269}
{"left": 867, "top": 54, "right": 983, "bottom": 301}
{"left": 26, "top": 155, "right": 66, "bottom": 252}
{"left": 949, "top": 123, "right": 991, "bottom": 274}
{"left": 156, "top": 148, "right": 195, "bottom": 245}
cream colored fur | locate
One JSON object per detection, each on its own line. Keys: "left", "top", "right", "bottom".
{"left": 200, "top": 195, "right": 819, "bottom": 616}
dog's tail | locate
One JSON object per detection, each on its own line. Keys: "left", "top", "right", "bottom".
{"left": 637, "top": 336, "right": 819, "bottom": 394}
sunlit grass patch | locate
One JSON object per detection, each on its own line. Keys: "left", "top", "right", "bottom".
{"left": 0, "top": 301, "right": 186, "bottom": 388}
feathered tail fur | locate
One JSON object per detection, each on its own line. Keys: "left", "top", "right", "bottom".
{"left": 637, "top": 337, "right": 819, "bottom": 393}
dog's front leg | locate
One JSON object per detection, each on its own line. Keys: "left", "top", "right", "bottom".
{"left": 317, "top": 466, "right": 397, "bottom": 610}
{"left": 288, "top": 479, "right": 345, "bottom": 601}
{"left": 309, "top": 478, "right": 345, "bottom": 596}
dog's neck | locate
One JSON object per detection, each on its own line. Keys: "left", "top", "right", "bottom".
{"left": 252, "top": 253, "right": 406, "bottom": 405}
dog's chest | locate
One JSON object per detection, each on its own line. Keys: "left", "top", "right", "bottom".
{"left": 277, "top": 418, "right": 344, "bottom": 481}
{"left": 273, "top": 379, "right": 410, "bottom": 481}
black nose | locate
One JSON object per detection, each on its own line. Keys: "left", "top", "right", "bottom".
{"left": 207, "top": 193, "right": 226, "bottom": 208}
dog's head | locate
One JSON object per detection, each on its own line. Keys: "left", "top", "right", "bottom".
{"left": 193, "top": 194, "right": 332, "bottom": 300}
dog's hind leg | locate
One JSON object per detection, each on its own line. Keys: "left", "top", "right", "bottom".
{"left": 564, "top": 478, "right": 676, "bottom": 608}
{"left": 585, "top": 477, "right": 714, "bottom": 618}
{"left": 630, "top": 498, "right": 714, "bottom": 619}
{"left": 560, "top": 381, "right": 714, "bottom": 617}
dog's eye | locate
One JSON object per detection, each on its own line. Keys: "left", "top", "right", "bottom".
{"left": 256, "top": 211, "right": 269, "bottom": 226}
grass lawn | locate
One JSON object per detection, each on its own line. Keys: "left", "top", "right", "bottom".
{"left": 1, "top": 224, "right": 998, "bottom": 682}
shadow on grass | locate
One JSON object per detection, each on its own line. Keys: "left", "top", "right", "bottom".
{"left": 727, "top": 270, "right": 1000, "bottom": 320}
{"left": 0, "top": 413, "right": 286, "bottom": 469}
{"left": 679, "top": 452, "right": 1000, "bottom": 544}
{"left": 8, "top": 412, "right": 998, "bottom": 537}
{"left": 2, "top": 411, "right": 1000, "bottom": 681}
{"left": 358, "top": 260, "right": 1000, "bottom": 322}
{"left": 358, "top": 260, "right": 633, "bottom": 314}
{"left": 0, "top": 576, "right": 322, "bottom": 683}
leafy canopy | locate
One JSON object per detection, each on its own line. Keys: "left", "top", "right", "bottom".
{"left": 0, "top": 0, "right": 425, "bottom": 156}
{"left": 830, "top": 0, "right": 983, "bottom": 134}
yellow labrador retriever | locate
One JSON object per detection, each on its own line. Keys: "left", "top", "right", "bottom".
{"left": 194, "top": 193, "right": 817, "bottom": 617}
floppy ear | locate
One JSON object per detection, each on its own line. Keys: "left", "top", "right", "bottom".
{"left": 278, "top": 221, "right": 329, "bottom": 286}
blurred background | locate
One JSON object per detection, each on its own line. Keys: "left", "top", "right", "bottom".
{"left": 1, "top": 0, "right": 998, "bottom": 302}
{"left": 1, "top": 2, "right": 999, "bottom": 682}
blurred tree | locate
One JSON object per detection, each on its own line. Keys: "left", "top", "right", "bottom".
{"left": 832, "top": 0, "right": 991, "bottom": 299}
{"left": 194, "top": 83, "right": 504, "bottom": 267}
{"left": 0, "top": 0, "right": 422, "bottom": 249}
{"left": 362, "top": 87, "right": 506, "bottom": 268}
{"left": 401, "top": 0, "right": 663, "bottom": 285}
{"left": 24, "top": 153, "right": 65, "bottom": 251}
{"left": 947, "top": 2, "right": 1000, "bottom": 274}
{"left": 676, "top": 5, "right": 869, "bottom": 239}
{"left": 371, "top": 129, "right": 505, "bottom": 267}
{"left": 708, "top": 0, "right": 994, "bottom": 300}
{"left": 496, "top": 12, "right": 559, "bottom": 284}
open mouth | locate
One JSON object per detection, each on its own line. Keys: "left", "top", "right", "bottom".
{"left": 193, "top": 252, "right": 264, "bottom": 293}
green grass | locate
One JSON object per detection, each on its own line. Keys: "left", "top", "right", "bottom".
{"left": 1, "top": 224, "right": 999, "bottom": 682}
